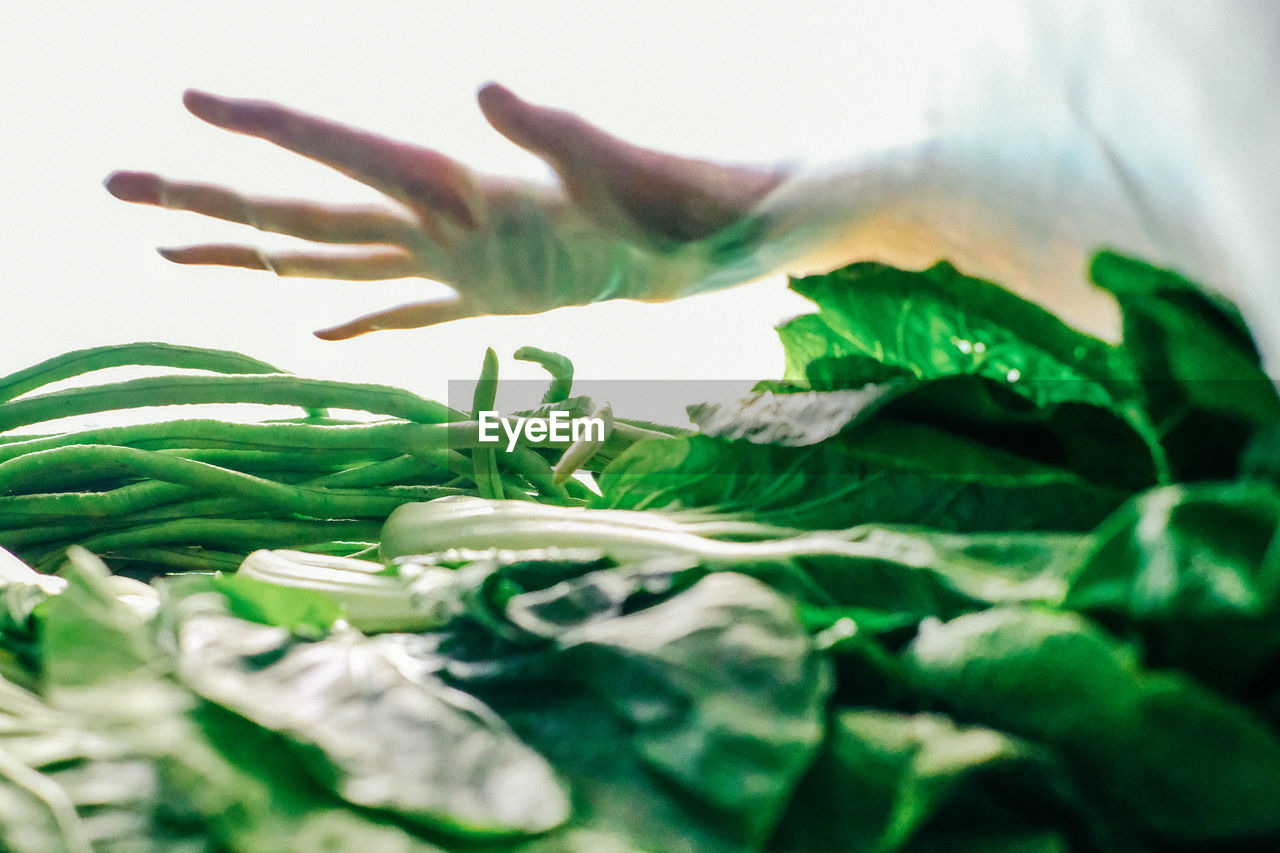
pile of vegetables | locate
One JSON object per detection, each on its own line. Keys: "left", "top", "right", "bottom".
{"left": 2, "top": 252, "right": 1280, "bottom": 852}
{"left": 0, "top": 343, "right": 649, "bottom": 576}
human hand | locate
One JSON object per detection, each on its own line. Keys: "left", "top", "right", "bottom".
{"left": 105, "top": 85, "right": 785, "bottom": 339}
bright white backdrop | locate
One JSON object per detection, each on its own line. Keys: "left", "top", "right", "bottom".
{"left": 3, "top": 2, "right": 1276, "bottom": 413}
{"left": 0, "top": 1, "right": 958, "bottom": 405}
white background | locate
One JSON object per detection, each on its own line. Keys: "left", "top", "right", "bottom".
{"left": 3, "top": 2, "right": 1275, "bottom": 418}
{"left": 0, "top": 1, "right": 1000, "bottom": 410}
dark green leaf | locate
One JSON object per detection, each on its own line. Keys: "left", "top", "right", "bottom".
{"left": 786, "top": 261, "right": 1121, "bottom": 393}
{"left": 906, "top": 607, "right": 1280, "bottom": 847}
{"left": 174, "top": 614, "right": 569, "bottom": 838}
{"left": 550, "top": 572, "right": 830, "bottom": 838}
{"left": 598, "top": 420, "right": 1127, "bottom": 532}
{"left": 171, "top": 701, "right": 451, "bottom": 853}
{"left": 1063, "top": 482, "right": 1280, "bottom": 694}
{"left": 771, "top": 710, "right": 1094, "bottom": 853}
{"left": 452, "top": 560, "right": 832, "bottom": 850}
{"left": 774, "top": 311, "right": 910, "bottom": 389}
{"left": 1091, "top": 250, "right": 1280, "bottom": 480}
{"left": 771, "top": 261, "right": 1166, "bottom": 486}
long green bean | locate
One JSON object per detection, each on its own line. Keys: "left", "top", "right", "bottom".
{"left": 302, "top": 454, "right": 443, "bottom": 489}
{"left": 0, "top": 342, "right": 304, "bottom": 403}
{"left": 0, "top": 480, "right": 193, "bottom": 526}
{"left": 105, "top": 547, "right": 245, "bottom": 574}
{"left": 0, "top": 374, "right": 460, "bottom": 433}
{"left": 25, "top": 517, "right": 384, "bottom": 571}
{"left": 513, "top": 346, "right": 574, "bottom": 404}
{"left": 469, "top": 349, "right": 505, "bottom": 500}
{"left": 76, "top": 517, "right": 384, "bottom": 551}
{"left": 155, "top": 447, "right": 392, "bottom": 474}
{"left": 0, "top": 345, "right": 604, "bottom": 576}
{"left": 0, "top": 418, "right": 458, "bottom": 465}
{"left": 124, "top": 484, "right": 462, "bottom": 524}
{"left": 1, "top": 519, "right": 130, "bottom": 548}
{"left": 0, "top": 445, "right": 454, "bottom": 521}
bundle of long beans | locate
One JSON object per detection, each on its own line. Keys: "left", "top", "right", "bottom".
{"left": 0, "top": 343, "right": 588, "bottom": 576}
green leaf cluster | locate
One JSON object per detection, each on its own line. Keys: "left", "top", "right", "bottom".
{"left": 1, "top": 547, "right": 829, "bottom": 852}
{"left": 588, "top": 253, "right": 1280, "bottom": 849}
{"left": 3, "top": 252, "right": 1280, "bottom": 851}
{"left": 599, "top": 256, "right": 1279, "bottom": 528}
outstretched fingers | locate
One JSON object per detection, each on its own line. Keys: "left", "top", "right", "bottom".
{"left": 104, "top": 171, "right": 420, "bottom": 246}
{"left": 180, "top": 90, "right": 481, "bottom": 230}
{"left": 312, "top": 298, "right": 476, "bottom": 340}
{"left": 156, "top": 244, "right": 422, "bottom": 281}
{"left": 476, "top": 83, "right": 784, "bottom": 243}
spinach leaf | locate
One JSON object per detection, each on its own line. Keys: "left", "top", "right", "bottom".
{"left": 174, "top": 614, "right": 570, "bottom": 838}
{"left": 601, "top": 260, "right": 1198, "bottom": 532}
{"left": 791, "top": 524, "right": 1086, "bottom": 621}
{"left": 1091, "top": 251, "right": 1280, "bottom": 480}
{"left": 0, "top": 675, "right": 214, "bottom": 853}
{"left": 770, "top": 261, "right": 1167, "bottom": 486}
{"left": 35, "top": 553, "right": 455, "bottom": 853}
{"left": 463, "top": 561, "right": 833, "bottom": 850}
{"left": 906, "top": 607, "right": 1280, "bottom": 847}
{"left": 549, "top": 572, "right": 829, "bottom": 832}
{"left": 0, "top": 583, "right": 45, "bottom": 689}
{"left": 214, "top": 572, "right": 344, "bottom": 637}
{"left": 771, "top": 710, "right": 1099, "bottom": 853}
{"left": 697, "top": 375, "right": 1161, "bottom": 491}
{"left": 784, "top": 261, "right": 1123, "bottom": 397}
{"left": 773, "top": 311, "right": 910, "bottom": 389}
{"left": 599, "top": 421, "right": 1127, "bottom": 532}
{"left": 1063, "top": 481, "right": 1280, "bottom": 695}
{"left": 169, "top": 701, "right": 453, "bottom": 853}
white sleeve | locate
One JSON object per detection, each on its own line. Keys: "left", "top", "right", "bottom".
{"left": 703, "top": 1, "right": 1279, "bottom": 364}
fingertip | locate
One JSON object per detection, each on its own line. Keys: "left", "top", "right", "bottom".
{"left": 313, "top": 323, "right": 363, "bottom": 341}
{"left": 182, "top": 89, "right": 237, "bottom": 128}
{"left": 104, "top": 170, "right": 160, "bottom": 204}
{"left": 476, "top": 81, "right": 516, "bottom": 111}
{"left": 476, "top": 82, "right": 541, "bottom": 148}
{"left": 316, "top": 299, "right": 471, "bottom": 340}
{"left": 156, "top": 245, "right": 269, "bottom": 270}
{"left": 156, "top": 246, "right": 206, "bottom": 266}
{"left": 182, "top": 88, "right": 216, "bottom": 114}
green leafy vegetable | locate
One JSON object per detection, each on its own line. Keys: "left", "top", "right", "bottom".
{"left": 597, "top": 260, "right": 1196, "bottom": 530}
{"left": 598, "top": 422, "right": 1129, "bottom": 532}
{"left": 1063, "top": 481, "right": 1280, "bottom": 695}
{"left": 772, "top": 709, "right": 1096, "bottom": 853}
{"left": 175, "top": 612, "right": 571, "bottom": 838}
{"left": 1090, "top": 251, "right": 1280, "bottom": 480}
{"left": 906, "top": 606, "right": 1280, "bottom": 847}
{"left": 4, "top": 251, "right": 1280, "bottom": 851}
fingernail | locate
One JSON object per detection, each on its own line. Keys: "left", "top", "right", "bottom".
{"left": 313, "top": 324, "right": 361, "bottom": 341}
{"left": 182, "top": 89, "right": 237, "bottom": 127}
{"left": 104, "top": 171, "right": 160, "bottom": 204}
{"left": 182, "top": 89, "right": 218, "bottom": 115}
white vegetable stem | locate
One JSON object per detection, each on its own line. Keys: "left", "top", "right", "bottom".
{"left": 379, "top": 495, "right": 926, "bottom": 565}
